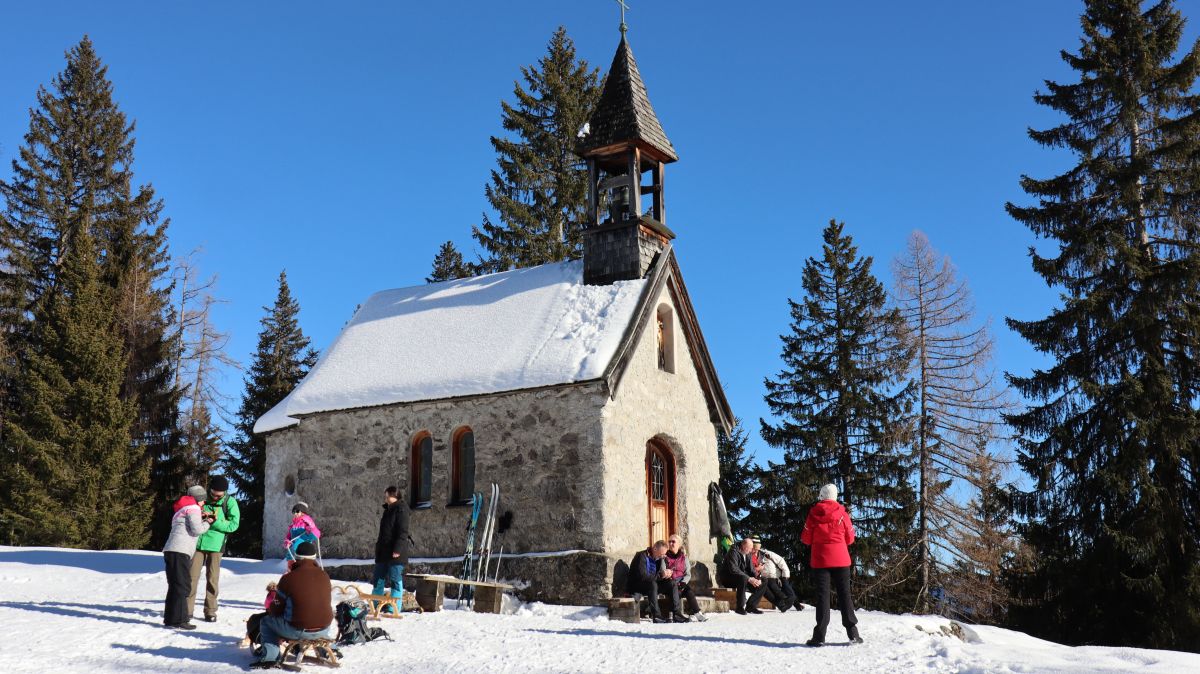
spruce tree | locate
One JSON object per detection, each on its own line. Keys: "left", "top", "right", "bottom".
{"left": 761, "top": 219, "right": 917, "bottom": 612}
{"left": 471, "top": 26, "right": 601, "bottom": 271}
{"left": 0, "top": 230, "right": 144, "bottom": 548}
{"left": 426, "top": 240, "right": 472, "bottom": 283}
{"left": 0, "top": 36, "right": 180, "bottom": 546}
{"left": 225, "top": 271, "right": 317, "bottom": 557}
{"left": 1004, "top": 0, "right": 1200, "bottom": 650}
{"left": 716, "top": 418, "right": 758, "bottom": 536}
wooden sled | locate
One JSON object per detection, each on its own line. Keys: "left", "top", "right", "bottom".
{"left": 278, "top": 638, "right": 341, "bottom": 668}
{"left": 337, "top": 584, "right": 422, "bottom": 619}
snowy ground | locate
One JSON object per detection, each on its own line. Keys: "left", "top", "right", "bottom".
{"left": 2, "top": 547, "right": 1195, "bottom": 673}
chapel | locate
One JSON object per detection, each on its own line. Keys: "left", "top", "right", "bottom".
{"left": 255, "top": 26, "right": 733, "bottom": 604}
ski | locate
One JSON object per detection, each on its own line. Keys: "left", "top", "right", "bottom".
{"left": 475, "top": 482, "right": 500, "bottom": 583}
{"left": 456, "top": 491, "right": 483, "bottom": 607}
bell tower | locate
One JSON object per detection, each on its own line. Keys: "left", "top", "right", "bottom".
{"left": 578, "top": 24, "right": 678, "bottom": 285}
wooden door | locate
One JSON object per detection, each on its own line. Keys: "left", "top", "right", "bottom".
{"left": 646, "top": 442, "right": 675, "bottom": 545}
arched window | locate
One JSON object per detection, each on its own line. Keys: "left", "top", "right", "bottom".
{"left": 450, "top": 427, "right": 476, "bottom": 505}
{"left": 656, "top": 304, "right": 675, "bottom": 373}
{"left": 410, "top": 431, "right": 433, "bottom": 509}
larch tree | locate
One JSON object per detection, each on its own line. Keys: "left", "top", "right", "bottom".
{"left": 942, "top": 442, "right": 1016, "bottom": 625}
{"left": 892, "top": 230, "right": 1008, "bottom": 613}
{"left": 761, "top": 219, "right": 917, "bottom": 612}
{"left": 472, "top": 26, "right": 602, "bottom": 271}
{"left": 1004, "top": 0, "right": 1200, "bottom": 650}
{"left": 224, "top": 271, "right": 317, "bottom": 557}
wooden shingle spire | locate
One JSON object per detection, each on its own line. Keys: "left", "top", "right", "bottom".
{"left": 578, "top": 32, "right": 677, "bottom": 163}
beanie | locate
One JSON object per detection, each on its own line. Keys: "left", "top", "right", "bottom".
{"left": 208, "top": 476, "right": 229, "bottom": 492}
{"left": 187, "top": 485, "right": 206, "bottom": 501}
{"left": 818, "top": 483, "right": 838, "bottom": 501}
{"left": 292, "top": 502, "right": 309, "bottom": 515}
{"left": 294, "top": 541, "right": 318, "bottom": 559}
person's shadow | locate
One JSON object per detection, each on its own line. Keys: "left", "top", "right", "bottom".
{"left": 525, "top": 626, "right": 806, "bottom": 649}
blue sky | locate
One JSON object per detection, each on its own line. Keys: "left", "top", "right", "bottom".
{"left": 1, "top": 2, "right": 1197, "bottom": 467}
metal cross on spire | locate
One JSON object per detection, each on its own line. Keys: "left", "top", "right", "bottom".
{"left": 614, "top": 0, "right": 629, "bottom": 34}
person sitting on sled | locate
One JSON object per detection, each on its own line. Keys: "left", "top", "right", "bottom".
{"left": 251, "top": 542, "right": 335, "bottom": 669}
{"left": 284, "top": 502, "right": 322, "bottom": 566}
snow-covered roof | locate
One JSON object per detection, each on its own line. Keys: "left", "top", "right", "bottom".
{"left": 254, "top": 260, "right": 646, "bottom": 433}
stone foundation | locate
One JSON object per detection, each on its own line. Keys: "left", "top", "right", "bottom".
{"left": 326, "top": 552, "right": 717, "bottom": 607}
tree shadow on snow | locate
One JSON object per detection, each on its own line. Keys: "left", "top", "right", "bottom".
{"left": 0, "top": 547, "right": 279, "bottom": 577}
{"left": 525, "top": 627, "right": 807, "bottom": 649}
{"left": 0, "top": 600, "right": 227, "bottom": 642}
{"left": 0, "top": 548, "right": 165, "bottom": 574}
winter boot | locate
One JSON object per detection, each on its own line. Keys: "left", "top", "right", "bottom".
{"left": 847, "top": 625, "right": 863, "bottom": 644}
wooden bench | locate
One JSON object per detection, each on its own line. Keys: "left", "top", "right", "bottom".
{"left": 713, "top": 587, "right": 773, "bottom": 610}
{"left": 278, "top": 638, "right": 340, "bottom": 668}
{"left": 406, "top": 573, "right": 513, "bottom": 614}
{"left": 606, "top": 594, "right": 729, "bottom": 622}
{"left": 336, "top": 584, "right": 421, "bottom": 618}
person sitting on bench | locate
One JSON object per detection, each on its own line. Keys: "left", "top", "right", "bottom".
{"left": 753, "top": 538, "right": 800, "bottom": 612}
{"left": 627, "top": 540, "right": 687, "bottom": 623}
{"left": 719, "top": 538, "right": 767, "bottom": 615}
{"left": 252, "top": 541, "right": 335, "bottom": 669}
{"left": 665, "top": 534, "right": 707, "bottom": 622}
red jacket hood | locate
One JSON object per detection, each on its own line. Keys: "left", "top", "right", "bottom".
{"left": 173, "top": 495, "right": 197, "bottom": 513}
{"left": 807, "top": 499, "right": 847, "bottom": 524}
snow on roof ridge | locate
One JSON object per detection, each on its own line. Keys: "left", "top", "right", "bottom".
{"left": 254, "top": 260, "right": 647, "bottom": 434}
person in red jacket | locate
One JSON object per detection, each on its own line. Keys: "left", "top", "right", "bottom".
{"left": 800, "top": 483, "right": 862, "bottom": 647}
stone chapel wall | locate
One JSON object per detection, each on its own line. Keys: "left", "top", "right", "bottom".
{"left": 263, "top": 383, "right": 609, "bottom": 563}
{"left": 599, "top": 280, "right": 723, "bottom": 590}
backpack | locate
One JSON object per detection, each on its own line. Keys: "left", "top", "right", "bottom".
{"left": 334, "top": 600, "right": 390, "bottom": 646}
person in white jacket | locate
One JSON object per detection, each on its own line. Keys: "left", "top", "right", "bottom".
{"left": 754, "top": 540, "right": 801, "bottom": 612}
{"left": 162, "top": 485, "right": 212, "bottom": 629}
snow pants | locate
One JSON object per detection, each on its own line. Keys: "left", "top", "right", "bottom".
{"left": 720, "top": 571, "right": 767, "bottom": 612}
{"left": 677, "top": 581, "right": 702, "bottom": 615}
{"left": 372, "top": 562, "right": 405, "bottom": 613}
{"left": 630, "top": 577, "right": 682, "bottom": 619}
{"left": 256, "top": 614, "right": 335, "bottom": 663}
{"left": 186, "top": 550, "right": 222, "bottom": 619}
{"left": 811, "top": 566, "right": 858, "bottom": 642}
{"left": 764, "top": 577, "right": 797, "bottom": 610}
{"left": 163, "top": 551, "right": 192, "bottom": 626}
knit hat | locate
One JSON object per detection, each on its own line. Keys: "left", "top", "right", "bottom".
{"left": 750, "top": 535, "right": 762, "bottom": 546}
{"left": 294, "top": 541, "right": 318, "bottom": 559}
{"left": 292, "top": 502, "right": 309, "bottom": 515}
{"left": 208, "top": 476, "right": 229, "bottom": 492}
{"left": 187, "top": 485, "right": 206, "bottom": 501}
{"left": 818, "top": 483, "right": 838, "bottom": 501}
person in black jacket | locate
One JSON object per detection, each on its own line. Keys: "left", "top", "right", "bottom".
{"left": 371, "top": 486, "right": 411, "bottom": 610}
{"left": 718, "top": 538, "right": 767, "bottom": 615}
{"left": 626, "top": 540, "right": 686, "bottom": 623}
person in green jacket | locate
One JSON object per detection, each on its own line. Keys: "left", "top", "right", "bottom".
{"left": 187, "top": 475, "right": 240, "bottom": 622}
